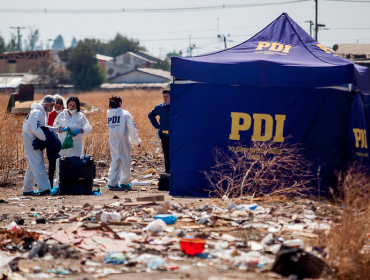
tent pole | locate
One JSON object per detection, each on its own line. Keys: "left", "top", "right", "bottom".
{"left": 315, "top": 0, "right": 318, "bottom": 41}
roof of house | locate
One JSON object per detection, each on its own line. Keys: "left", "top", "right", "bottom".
{"left": 124, "top": 52, "right": 155, "bottom": 63}
{"left": 96, "top": 54, "right": 113, "bottom": 61}
{"left": 333, "top": 44, "right": 370, "bottom": 54}
{"left": 0, "top": 73, "right": 38, "bottom": 88}
{"left": 0, "top": 50, "right": 51, "bottom": 59}
{"left": 132, "top": 50, "right": 163, "bottom": 63}
{"left": 108, "top": 68, "right": 171, "bottom": 81}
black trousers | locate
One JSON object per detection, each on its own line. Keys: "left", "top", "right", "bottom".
{"left": 160, "top": 135, "right": 170, "bottom": 173}
{"left": 48, "top": 160, "right": 56, "bottom": 188}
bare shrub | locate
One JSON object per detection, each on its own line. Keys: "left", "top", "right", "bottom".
{"left": 204, "top": 141, "right": 316, "bottom": 199}
{"left": 321, "top": 163, "right": 370, "bottom": 279}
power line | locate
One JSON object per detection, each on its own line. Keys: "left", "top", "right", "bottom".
{"left": 328, "top": 27, "right": 370, "bottom": 29}
{"left": 324, "top": 0, "right": 370, "bottom": 2}
{"left": 0, "top": 1, "right": 310, "bottom": 14}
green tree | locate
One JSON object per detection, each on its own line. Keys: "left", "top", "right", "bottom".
{"left": 0, "top": 33, "right": 6, "bottom": 53}
{"left": 60, "top": 42, "right": 106, "bottom": 91}
{"left": 152, "top": 51, "right": 182, "bottom": 71}
{"left": 7, "top": 34, "right": 17, "bottom": 52}
{"left": 152, "top": 60, "right": 170, "bottom": 71}
{"left": 52, "top": 35, "right": 65, "bottom": 50}
{"left": 32, "top": 56, "right": 71, "bottom": 88}
{"left": 70, "top": 37, "right": 78, "bottom": 48}
{"left": 82, "top": 33, "right": 145, "bottom": 57}
{"left": 24, "top": 28, "right": 39, "bottom": 51}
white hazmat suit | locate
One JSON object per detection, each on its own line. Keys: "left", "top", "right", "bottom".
{"left": 53, "top": 110, "right": 92, "bottom": 186}
{"left": 107, "top": 108, "right": 141, "bottom": 186}
{"left": 22, "top": 102, "right": 50, "bottom": 192}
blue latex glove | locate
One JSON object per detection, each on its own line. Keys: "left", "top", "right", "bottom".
{"left": 61, "top": 127, "right": 70, "bottom": 132}
{"left": 72, "top": 128, "right": 81, "bottom": 136}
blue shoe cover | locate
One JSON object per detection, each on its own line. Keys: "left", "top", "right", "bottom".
{"left": 118, "top": 183, "right": 132, "bottom": 189}
{"left": 50, "top": 186, "right": 59, "bottom": 196}
{"left": 22, "top": 190, "right": 39, "bottom": 196}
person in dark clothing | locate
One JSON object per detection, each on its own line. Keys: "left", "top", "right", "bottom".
{"left": 148, "top": 89, "right": 170, "bottom": 173}
{"left": 47, "top": 97, "right": 65, "bottom": 187}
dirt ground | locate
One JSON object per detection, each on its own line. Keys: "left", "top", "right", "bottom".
{"left": 0, "top": 153, "right": 338, "bottom": 280}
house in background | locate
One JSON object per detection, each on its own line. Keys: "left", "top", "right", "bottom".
{"left": 96, "top": 54, "right": 113, "bottom": 69}
{"left": 105, "top": 50, "right": 163, "bottom": 79}
{"left": 333, "top": 44, "right": 370, "bottom": 68}
{"left": 108, "top": 68, "right": 170, "bottom": 84}
{"left": 0, "top": 73, "right": 37, "bottom": 93}
{"left": 0, "top": 50, "right": 52, "bottom": 73}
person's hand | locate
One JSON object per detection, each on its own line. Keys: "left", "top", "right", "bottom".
{"left": 155, "top": 128, "right": 160, "bottom": 139}
{"left": 61, "top": 127, "right": 70, "bottom": 132}
{"left": 72, "top": 128, "right": 81, "bottom": 136}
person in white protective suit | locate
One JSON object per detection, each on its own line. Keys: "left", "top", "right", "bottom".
{"left": 106, "top": 96, "right": 141, "bottom": 189}
{"left": 52, "top": 96, "right": 92, "bottom": 188}
{"left": 22, "top": 95, "right": 57, "bottom": 196}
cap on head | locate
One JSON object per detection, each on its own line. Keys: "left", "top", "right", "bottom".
{"left": 41, "top": 95, "right": 56, "bottom": 105}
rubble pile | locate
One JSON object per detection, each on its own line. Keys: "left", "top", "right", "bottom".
{"left": 0, "top": 195, "right": 339, "bottom": 279}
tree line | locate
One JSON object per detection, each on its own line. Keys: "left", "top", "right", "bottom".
{"left": 0, "top": 29, "right": 182, "bottom": 91}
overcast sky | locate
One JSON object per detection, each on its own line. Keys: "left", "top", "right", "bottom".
{"left": 1, "top": 0, "right": 369, "bottom": 58}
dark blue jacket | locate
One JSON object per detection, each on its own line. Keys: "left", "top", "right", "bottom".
{"left": 32, "top": 127, "right": 61, "bottom": 163}
{"left": 148, "top": 102, "right": 170, "bottom": 137}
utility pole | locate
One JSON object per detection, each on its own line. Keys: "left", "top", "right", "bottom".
{"left": 218, "top": 34, "right": 229, "bottom": 49}
{"left": 305, "top": 20, "right": 314, "bottom": 37}
{"left": 314, "top": 0, "right": 326, "bottom": 42}
{"left": 188, "top": 35, "right": 195, "bottom": 57}
{"left": 10, "top": 26, "right": 26, "bottom": 51}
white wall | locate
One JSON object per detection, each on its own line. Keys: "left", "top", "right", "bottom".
{"left": 109, "top": 71, "right": 169, "bottom": 84}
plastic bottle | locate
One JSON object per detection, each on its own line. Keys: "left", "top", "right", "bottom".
{"left": 101, "top": 212, "right": 121, "bottom": 223}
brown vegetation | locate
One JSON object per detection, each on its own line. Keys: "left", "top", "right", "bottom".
{"left": 321, "top": 163, "right": 370, "bottom": 280}
{"left": 0, "top": 90, "right": 163, "bottom": 177}
{"left": 204, "top": 141, "right": 316, "bottom": 199}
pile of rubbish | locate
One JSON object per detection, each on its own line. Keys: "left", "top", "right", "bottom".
{"left": 0, "top": 196, "right": 337, "bottom": 279}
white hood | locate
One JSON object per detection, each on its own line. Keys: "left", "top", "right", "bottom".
{"left": 31, "top": 102, "right": 46, "bottom": 115}
{"left": 107, "top": 108, "right": 121, "bottom": 118}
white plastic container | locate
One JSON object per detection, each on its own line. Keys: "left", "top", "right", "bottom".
{"left": 283, "top": 239, "right": 305, "bottom": 249}
{"left": 101, "top": 212, "right": 121, "bottom": 223}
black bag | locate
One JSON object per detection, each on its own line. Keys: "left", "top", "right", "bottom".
{"left": 59, "top": 156, "right": 96, "bottom": 195}
{"left": 271, "top": 246, "right": 327, "bottom": 279}
{"left": 158, "top": 173, "right": 170, "bottom": 191}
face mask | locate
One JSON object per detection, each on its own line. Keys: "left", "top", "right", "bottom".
{"left": 69, "top": 109, "right": 77, "bottom": 115}
{"left": 55, "top": 109, "right": 63, "bottom": 114}
{"left": 45, "top": 106, "right": 53, "bottom": 113}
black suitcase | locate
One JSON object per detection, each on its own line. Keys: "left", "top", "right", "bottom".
{"left": 158, "top": 173, "right": 170, "bottom": 191}
{"left": 59, "top": 156, "right": 96, "bottom": 195}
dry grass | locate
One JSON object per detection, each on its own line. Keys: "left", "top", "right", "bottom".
{"left": 321, "top": 163, "right": 370, "bottom": 279}
{"left": 0, "top": 90, "right": 163, "bottom": 180}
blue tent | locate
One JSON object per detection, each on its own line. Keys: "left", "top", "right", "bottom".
{"left": 170, "top": 13, "right": 370, "bottom": 197}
